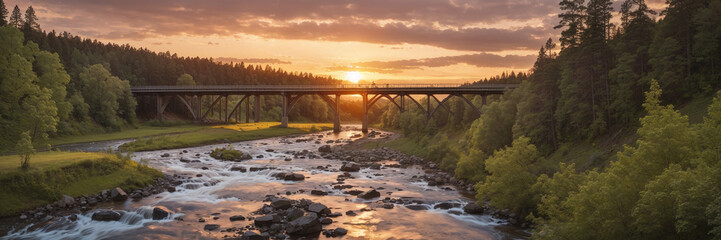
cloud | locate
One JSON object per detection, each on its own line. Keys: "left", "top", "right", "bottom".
{"left": 214, "top": 57, "right": 292, "bottom": 65}
{"left": 18, "top": 0, "right": 559, "bottom": 51}
{"left": 330, "top": 53, "right": 535, "bottom": 73}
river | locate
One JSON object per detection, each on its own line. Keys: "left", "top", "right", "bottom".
{"left": 2, "top": 127, "right": 526, "bottom": 239}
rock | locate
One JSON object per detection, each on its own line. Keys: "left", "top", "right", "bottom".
{"left": 19, "top": 214, "right": 28, "bottom": 220}
{"left": 463, "top": 202, "right": 484, "bottom": 215}
{"left": 58, "top": 195, "right": 75, "bottom": 208}
{"left": 198, "top": 218, "right": 206, "bottom": 222}
{"left": 318, "top": 145, "right": 332, "bottom": 153}
{"left": 284, "top": 158, "right": 292, "bottom": 161}
{"left": 286, "top": 215, "right": 322, "bottom": 235}
{"left": 319, "top": 217, "right": 332, "bottom": 224}
{"left": 382, "top": 203, "right": 394, "bottom": 209}
{"left": 270, "top": 198, "right": 292, "bottom": 210}
{"left": 284, "top": 173, "right": 305, "bottom": 181}
{"left": 254, "top": 214, "right": 280, "bottom": 228}
{"left": 240, "top": 230, "right": 264, "bottom": 240}
{"left": 152, "top": 206, "right": 172, "bottom": 220}
{"left": 230, "top": 166, "right": 247, "bottom": 172}
{"left": 91, "top": 210, "right": 122, "bottom": 221}
{"left": 344, "top": 190, "right": 363, "bottom": 195}
{"left": 310, "top": 190, "right": 328, "bottom": 196}
{"left": 340, "top": 163, "right": 360, "bottom": 172}
{"left": 111, "top": 187, "right": 128, "bottom": 201}
{"left": 307, "top": 203, "right": 330, "bottom": 215}
{"left": 434, "top": 202, "right": 455, "bottom": 210}
{"left": 230, "top": 215, "right": 246, "bottom": 221}
{"left": 406, "top": 204, "right": 429, "bottom": 211}
{"left": 286, "top": 208, "right": 305, "bottom": 221}
{"left": 203, "top": 224, "right": 220, "bottom": 231}
{"left": 166, "top": 187, "right": 176, "bottom": 193}
{"left": 68, "top": 214, "right": 78, "bottom": 221}
{"left": 357, "top": 189, "right": 380, "bottom": 199}
{"left": 161, "top": 153, "right": 170, "bottom": 157}
{"left": 345, "top": 211, "right": 357, "bottom": 216}
{"left": 333, "top": 228, "right": 348, "bottom": 236}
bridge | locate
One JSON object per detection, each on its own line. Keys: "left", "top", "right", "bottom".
{"left": 130, "top": 84, "right": 517, "bottom": 133}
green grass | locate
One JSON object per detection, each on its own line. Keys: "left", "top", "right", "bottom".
{"left": 119, "top": 122, "right": 333, "bottom": 152}
{"left": 0, "top": 151, "right": 162, "bottom": 216}
{"left": 49, "top": 124, "right": 206, "bottom": 146}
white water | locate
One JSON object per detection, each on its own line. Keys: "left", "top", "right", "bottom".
{"left": 3, "top": 127, "right": 519, "bottom": 240}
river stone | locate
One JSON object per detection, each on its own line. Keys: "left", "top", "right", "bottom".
{"left": 91, "top": 210, "right": 122, "bottom": 221}
{"left": 111, "top": 187, "right": 128, "bottom": 201}
{"left": 254, "top": 214, "right": 280, "bottom": 228}
{"left": 230, "top": 215, "right": 246, "bottom": 221}
{"left": 406, "top": 204, "right": 429, "bottom": 211}
{"left": 433, "top": 202, "right": 455, "bottom": 210}
{"left": 357, "top": 189, "right": 380, "bottom": 199}
{"left": 333, "top": 228, "right": 348, "bottom": 236}
{"left": 240, "top": 230, "right": 264, "bottom": 240}
{"left": 286, "top": 208, "right": 305, "bottom": 221}
{"left": 286, "top": 214, "right": 322, "bottom": 235}
{"left": 463, "top": 202, "right": 484, "bottom": 214}
{"left": 203, "top": 224, "right": 220, "bottom": 231}
{"left": 152, "top": 206, "right": 172, "bottom": 220}
{"left": 270, "top": 198, "right": 292, "bottom": 210}
{"left": 318, "top": 145, "right": 331, "bottom": 153}
{"left": 310, "top": 190, "right": 328, "bottom": 196}
{"left": 319, "top": 217, "right": 332, "bottom": 224}
{"left": 340, "top": 163, "right": 360, "bottom": 172}
{"left": 58, "top": 195, "right": 75, "bottom": 208}
{"left": 307, "top": 203, "right": 330, "bottom": 215}
{"left": 284, "top": 173, "right": 305, "bottom": 181}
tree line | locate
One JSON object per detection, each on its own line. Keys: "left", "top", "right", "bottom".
{"left": 0, "top": 1, "right": 343, "bottom": 153}
{"left": 375, "top": 0, "right": 721, "bottom": 238}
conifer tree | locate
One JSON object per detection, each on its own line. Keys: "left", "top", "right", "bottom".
{"left": 0, "top": 0, "right": 8, "bottom": 26}
{"left": 23, "top": 6, "right": 39, "bottom": 31}
{"left": 8, "top": 5, "right": 21, "bottom": 28}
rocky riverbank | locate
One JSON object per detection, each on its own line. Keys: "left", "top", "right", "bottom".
{"left": 4, "top": 174, "right": 182, "bottom": 232}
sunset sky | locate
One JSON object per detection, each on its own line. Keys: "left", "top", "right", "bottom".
{"left": 7, "top": 0, "right": 668, "bottom": 84}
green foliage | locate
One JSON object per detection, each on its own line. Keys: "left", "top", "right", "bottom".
{"left": 77, "top": 64, "right": 137, "bottom": 130}
{"left": 475, "top": 137, "right": 541, "bottom": 216}
{"left": 15, "top": 131, "right": 34, "bottom": 169}
{"left": 176, "top": 73, "right": 195, "bottom": 86}
{"left": 22, "top": 6, "right": 38, "bottom": 31}
{"left": 0, "top": 0, "right": 7, "bottom": 26}
{"left": 8, "top": 5, "right": 20, "bottom": 28}
{"left": 210, "top": 147, "right": 245, "bottom": 161}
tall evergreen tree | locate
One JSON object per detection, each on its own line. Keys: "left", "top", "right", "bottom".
{"left": 8, "top": 5, "right": 21, "bottom": 28}
{"left": 0, "top": 0, "right": 8, "bottom": 26}
{"left": 23, "top": 6, "right": 39, "bottom": 31}
{"left": 555, "top": 0, "right": 586, "bottom": 49}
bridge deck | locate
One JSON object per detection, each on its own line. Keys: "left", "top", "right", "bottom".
{"left": 130, "top": 84, "right": 518, "bottom": 95}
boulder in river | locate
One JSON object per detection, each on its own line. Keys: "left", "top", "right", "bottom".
{"left": 58, "top": 195, "right": 74, "bottom": 208}
{"left": 333, "top": 228, "right": 348, "bottom": 236}
{"left": 357, "top": 189, "right": 380, "bottom": 199}
{"left": 310, "top": 190, "right": 327, "bottom": 196}
{"left": 283, "top": 173, "right": 305, "bottom": 181}
{"left": 307, "top": 202, "right": 330, "bottom": 215}
{"left": 463, "top": 202, "right": 484, "bottom": 214}
{"left": 270, "top": 198, "right": 293, "bottom": 210}
{"left": 405, "top": 204, "right": 429, "bottom": 211}
{"left": 229, "top": 215, "right": 246, "bottom": 221}
{"left": 152, "top": 206, "right": 173, "bottom": 220}
{"left": 254, "top": 214, "right": 280, "bottom": 228}
{"left": 91, "top": 210, "right": 122, "bottom": 221}
{"left": 240, "top": 230, "right": 264, "bottom": 240}
{"left": 111, "top": 187, "right": 128, "bottom": 201}
{"left": 286, "top": 214, "right": 322, "bottom": 235}
{"left": 203, "top": 224, "right": 220, "bottom": 231}
{"left": 340, "top": 163, "right": 360, "bottom": 172}
{"left": 318, "top": 145, "right": 331, "bottom": 153}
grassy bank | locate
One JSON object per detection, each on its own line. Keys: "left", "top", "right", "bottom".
{"left": 49, "top": 123, "right": 206, "bottom": 146}
{"left": 0, "top": 151, "right": 162, "bottom": 216}
{"left": 119, "top": 122, "right": 333, "bottom": 152}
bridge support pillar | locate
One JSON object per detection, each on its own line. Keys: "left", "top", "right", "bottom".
{"left": 197, "top": 95, "right": 202, "bottom": 122}
{"left": 281, "top": 94, "right": 288, "bottom": 128}
{"left": 156, "top": 95, "right": 164, "bottom": 120}
{"left": 254, "top": 95, "right": 260, "bottom": 122}
{"left": 482, "top": 94, "right": 487, "bottom": 105}
{"left": 245, "top": 98, "right": 250, "bottom": 123}
{"left": 400, "top": 94, "right": 405, "bottom": 113}
{"left": 426, "top": 94, "right": 431, "bottom": 120}
{"left": 362, "top": 93, "right": 368, "bottom": 133}
{"left": 334, "top": 94, "right": 341, "bottom": 133}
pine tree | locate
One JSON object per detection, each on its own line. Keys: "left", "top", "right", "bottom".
{"left": 8, "top": 5, "right": 21, "bottom": 28}
{"left": 0, "top": 0, "right": 8, "bottom": 26}
{"left": 555, "top": 0, "right": 586, "bottom": 49}
{"left": 23, "top": 6, "right": 39, "bottom": 31}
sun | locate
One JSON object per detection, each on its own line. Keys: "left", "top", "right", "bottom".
{"left": 345, "top": 71, "right": 362, "bottom": 83}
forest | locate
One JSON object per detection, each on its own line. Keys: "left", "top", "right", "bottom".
{"left": 0, "top": 2, "right": 348, "bottom": 152}
{"left": 374, "top": 0, "right": 721, "bottom": 239}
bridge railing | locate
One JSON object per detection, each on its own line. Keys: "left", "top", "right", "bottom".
{"left": 131, "top": 83, "right": 518, "bottom": 91}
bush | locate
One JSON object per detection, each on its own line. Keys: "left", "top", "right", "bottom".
{"left": 210, "top": 147, "right": 251, "bottom": 161}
